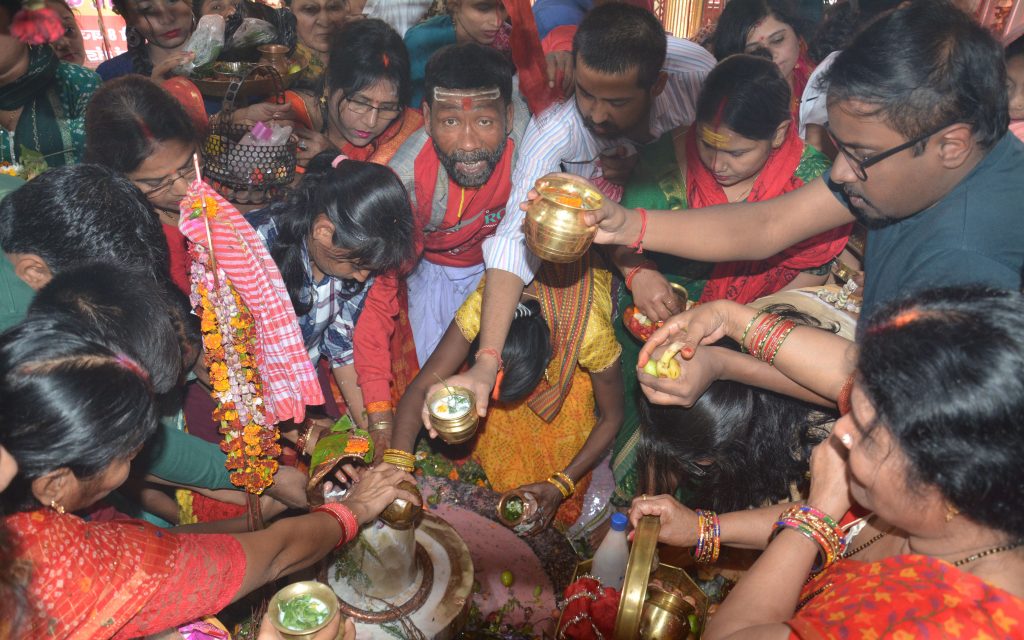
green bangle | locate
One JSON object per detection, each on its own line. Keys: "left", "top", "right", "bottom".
{"left": 739, "top": 310, "right": 766, "bottom": 354}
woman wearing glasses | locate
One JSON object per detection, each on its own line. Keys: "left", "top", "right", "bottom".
{"left": 285, "top": 19, "right": 423, "bottom": 168}
{"left": 83, "top": 75, "right": 200, "bottom": 295}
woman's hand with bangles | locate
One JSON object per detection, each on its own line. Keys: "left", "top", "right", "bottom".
{"left": 515, "top": 480, "right": 562, "bottom": 536}
{"left": 806, "top": 436, "right": 853, "bottom": 523}
{"left": 628, "top": 493, "right": 700, "bottom": 548}
{"left": 340, "top": 463, "right": 419, "bottom": 526}
{"left": 638, "top": 343, "right": 728, "bottom": 408}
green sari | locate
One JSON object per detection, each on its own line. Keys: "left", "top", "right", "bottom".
{"left": 609, "top": 130, "right": 832, "bottom": 506}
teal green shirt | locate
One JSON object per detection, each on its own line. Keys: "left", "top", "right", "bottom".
{"left": 0, "top": 175, "right": 34, "bottom": 333}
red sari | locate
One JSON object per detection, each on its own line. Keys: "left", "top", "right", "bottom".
{"left": 686, "top": 123, "right": 851, "bottom": 304}
{"left": 790, "top": 554, "right": 1024, "bottom": 638}
{"left": 7, "top": 509, "right": 246, "bottom": 639}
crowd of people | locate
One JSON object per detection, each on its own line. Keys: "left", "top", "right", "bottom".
{"left": 1, "top": 0, "right": 1023, "bottom": 637}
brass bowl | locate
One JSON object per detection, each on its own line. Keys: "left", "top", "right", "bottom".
{"left": 640, "top": 587, "right": 697, "bottom": 639}
{"left": 427, "top": 386, "right": 479, "bottom": 444}
{"left": 268, "top": 580, "right": 341, "bottom": 639}
{"left": 495, "top": 488, "right": 539, "bottom": 528}
{"left": 379, "top": 480, "right": 423, "bottom": 530}
{"left": 524, "top": 174, "right": 603, "bottom": 263}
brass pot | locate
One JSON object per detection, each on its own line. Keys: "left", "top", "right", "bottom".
{"left": 523, "top": 174, "right": 603, "bottom": 263}
{"left": 639, "top": 587, "right": 697, "bottom": 640}
{"left": 427, "top": 386, "right": 479, "bottom": 444}
{"left": 268, "top": 580, "right": 342, "bottom": 640}
{"left": 495, "top": 489, "right": 538, "bottom": 528}
{"left": 258, "top": 44, "right": 291, "bottom": 78}
{"left": 379, "top": 480, "right": 423, "bottom": 530}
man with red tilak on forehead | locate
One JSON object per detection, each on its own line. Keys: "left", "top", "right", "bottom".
{"left": 349, "top": 43, "right": 528, "bottom": 452}
{"left": 390, "top": 42, "right": 528, "bottom": 366}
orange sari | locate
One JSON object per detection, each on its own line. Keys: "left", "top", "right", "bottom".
{"left": 7, "top": 509, "right": 246, "bottom": 639}
{"left": 790, "top": 554, "right": 1024, "bottom": 638}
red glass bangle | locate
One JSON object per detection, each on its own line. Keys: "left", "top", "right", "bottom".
{"left": 314, "top": 503, "right": 359, "bottom": 550}
{"left": 629, "top": 208, "right": 649, "bottom": 254}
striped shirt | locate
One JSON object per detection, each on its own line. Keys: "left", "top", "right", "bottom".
{"left": 482, "top": 36, "right": 716, "bottom": 282}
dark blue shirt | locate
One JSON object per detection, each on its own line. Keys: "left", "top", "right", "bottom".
{"left": 828, "top": 133, "right": 1024, "bottom": 324}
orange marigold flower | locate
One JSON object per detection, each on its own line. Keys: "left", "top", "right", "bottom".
{"left": 344, "top": 438, "right": 370, "bottom": 455}
{"left": 448, "top": 469, "right": 459, "bottom": 480}
{"left": 203, "top": 333, "right": 223, "bottom": 351}
{"left": 213, "top": 378, "right": 230, "bottom": 393}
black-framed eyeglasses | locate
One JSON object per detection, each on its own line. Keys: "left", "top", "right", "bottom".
{"left": 342, "top": 95, "right": 402, "bottom": 120}
{"left": 139, "top": 162, "right": 199, "bottom": 197}
{"left": 825, "top": 122, "right": 953, "bottom": 181}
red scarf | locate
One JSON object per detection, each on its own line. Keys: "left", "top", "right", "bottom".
{"left": 687, "top": 123, "right": 850, "bottom": 304}
{"left": 500, "top": 0, "right": 562, "bottom": 116}
{"left": 340, "top": 107, "right": 424, "bottom": 164}
{"left": 412, "top": 139, "right": 515, "bottom": 268}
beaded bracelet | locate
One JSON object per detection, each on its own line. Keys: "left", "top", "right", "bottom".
{"left": 382, "top": 448, "right": 416, "bottom": 472}
{"left": 313, "top": 503, "right": 359, "bottom": 550}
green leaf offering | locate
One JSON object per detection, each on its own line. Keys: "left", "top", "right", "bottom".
{"left": 279, "top": 593, "right": 330, "bottom": 631}
{"left": 501, "top": 496, "right": 524, "bottom": 521}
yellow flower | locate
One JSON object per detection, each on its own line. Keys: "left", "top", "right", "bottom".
{"left": 213, "top": 378, "right": 230, "bottom": 392}
{"left": 203, "top": 333, "right": 223, "bottom": 350}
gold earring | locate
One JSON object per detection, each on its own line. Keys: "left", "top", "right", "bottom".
{"left": 945, "top": 503, "right": 960, "bottom": 522}
{"left": 49, "top": 500, "right": 65, "bottom": 515}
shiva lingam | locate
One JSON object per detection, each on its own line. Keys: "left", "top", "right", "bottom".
{"left": 306, "top": 418, "right": 474, "bottom": 639}
{"left": 524, "top": 174, "right": 604, "bottom": 263}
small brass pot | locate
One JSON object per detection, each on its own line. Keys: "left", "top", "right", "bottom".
{"left": 639, "top": 587, "right": 696, "bottom": 640}
{"left": 523, "top": 174, "right": 603, "bottom": 263}
{"left": 258, "top": 44, "right": 290, "bottom": 78}
{"left": 495, "top": 489, "right": 538, "bottom": 528}
{"left": 379, "top": 480, "right": 423, "bottom": 530}
{"left": 427, "top": 386, "right": 479, "bottom": 444}
{"left": 268, "top": 580, "right": 341, "bottom": 639}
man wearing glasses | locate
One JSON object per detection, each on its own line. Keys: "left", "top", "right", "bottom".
{"left": 589, "top": 0, "right": 1023, "bottom": 326}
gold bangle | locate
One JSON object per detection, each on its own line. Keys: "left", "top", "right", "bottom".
{"left": 382, "top": 448, "right": 415, "bottom": 472}
{"left": 551, "top": 471, "right": 576, "bottom": 497}
{"left": 368, "top": 421, "right": 392, "bottom": 432}
{"left": 545, "top": 476, "right": 570, "bottom": 499}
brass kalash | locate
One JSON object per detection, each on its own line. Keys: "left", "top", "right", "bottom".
{"left": 523, "top": 175, "right": 604, "bottom": 264}
{"left": 303, "top": 419, "right": 474, "bottom": 639}
{"left": 558, "top": 515, "right": 710, "bottom": 639}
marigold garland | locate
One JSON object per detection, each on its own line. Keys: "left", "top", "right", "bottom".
{"left": 191, "top": 231, "right": 281, "bottom": 494}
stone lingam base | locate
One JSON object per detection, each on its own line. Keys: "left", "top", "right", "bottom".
{"left": 326, "top": 511, "right": 473, "bottom": 639}
{"left": 325, "top": 477, "right": 579, "bottom": 638}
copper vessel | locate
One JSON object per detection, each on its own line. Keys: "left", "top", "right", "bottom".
{"left": 495, "top": 488, "right": 539, "bottom": 530}
{"left": 267, "top": 580, "right": 342, "bottom": 640}
{"left": 639, "top": 587, "right": 697, "bottom": 639}
{"left": 427, "top": 385, "right": 479, "bottom": 444}
{"left": 524, "top": 174, "right": 603, "bottom": 263}
{"left": 379, "top": 480, "right": 424, "bottom": 530}
{"left": 258, "top": 44, "right": 290, "bottom": 78}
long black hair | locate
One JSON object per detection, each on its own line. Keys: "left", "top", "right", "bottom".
{"left": 859, "top": 287, "right": 1024, "bottom": 540}
{"left": 695, "top": 54, "right": 791, "bottom": 142}
{"left": 638, "top": 379, "right": 834, "bottom": 512}
{"left": 637, "top": 306, "right": 838, "bottom": 512}
{"left": 0, "top": 320, "right": 160, "bottom": 514}
{"left": 84, "top": 75, "right": 199, "bottom": 174}
{"left": 468, "top": 299, "right": 551, "bottom": 404}
{"left": 261, "top": 152, "right": 415, "bottom": 315}
{"left": 325, "top": 18, "right": 411, "bottom": 111}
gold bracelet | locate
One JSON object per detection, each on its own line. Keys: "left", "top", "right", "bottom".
{"left": 545, "top": 476, "right": 570, "bottom": 499}
{"left": 551, "top": 471, "right": 576, "bottom": 497}
{"left": 382, "top": 448, "right": 415, "bottom": 472}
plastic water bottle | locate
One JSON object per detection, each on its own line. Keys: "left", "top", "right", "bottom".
{"left": 591, "top": 512, "right": 629, "bottom": 590}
